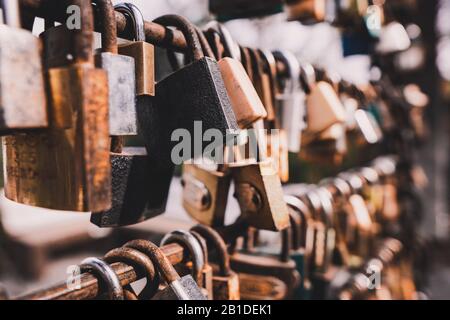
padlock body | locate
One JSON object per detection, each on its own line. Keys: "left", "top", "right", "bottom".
{"left": 0, "top": 26, "right": 48, "bottom": 133}
{"left": 219, "top": 57, "right": 267, "bottom": 128}
{"left": 232, "top": 160, "right": 290, "bottom": 231}
{"left": 306, "top": 81, "right": 346, "bottom": 133}
{"left": 154, "top": 57, "right": 238, "bottom": 161}
{"left": 95, "top": 52, "right": 138, "bottom": 136}
{"left": 182, "top": 164, "right": 231, "bottom": 227}
{"left": 3, "top": 65, "right": 111, "bottom": 212}
{"left": 118, "top": 41, "right": 155, "bottom": 96}
{"left": 91, "top": 147, "right": 166, "bottom": 227}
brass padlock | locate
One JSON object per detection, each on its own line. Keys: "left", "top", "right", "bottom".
{"left": 116, "top": 3, "right": 154, "bottom": 97}
{"left": 0, "top": 0, "right": 48, "bottom": 134}
{"left": 191, "top": 224, "right": 240, "bottom": 300}
{"left": 306, "top": 81, "right": 346, "bottom": 133}
{"left": 182, "top": 163, "right": 231, "bottom": 227}
{"left": 231, "top": 158, "right": 290, "bottom": 231}
{"left": 3, "top": 1, "right": 111, "bottom": 212}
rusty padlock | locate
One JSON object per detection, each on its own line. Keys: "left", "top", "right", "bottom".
{"left": 3, "top": 0, "right": 111, "bottom": 212}
{"left": 191, "top": 224, "right": 240, "bottom": 300}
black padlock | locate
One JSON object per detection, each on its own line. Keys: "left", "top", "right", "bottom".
{"left": 149, "top": 14, "right": 238, "bottom": 161}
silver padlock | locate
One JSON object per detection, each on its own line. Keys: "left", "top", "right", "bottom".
{"left": 94, "top": 0, "right": 137, "bottom": 136}
{"left": 0, "top": 0, "right": 48, "bottom": 133}
{"left": 273, "top": 50, "right": 306, "bottom": 153}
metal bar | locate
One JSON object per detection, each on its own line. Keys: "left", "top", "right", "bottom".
{"left": 18, "top": 0, "right": 290, "bottom": 75}
{"left": 14, "top": 243, "right": 184, "bottom": 300}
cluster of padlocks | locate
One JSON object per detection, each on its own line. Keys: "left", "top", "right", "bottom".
{"left": 0, "top": 0, "right": 432, "bottom": 301}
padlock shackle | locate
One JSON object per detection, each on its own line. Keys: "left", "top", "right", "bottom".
{"left": 114, "top": 2, "right": 145, "bottom": 42}
{"left": 153, "top": 14, "right": 203, "bottom": 62}
{"left": 160, "top": 230, "right": 205, "bottom": 284}
{"left": 124, "top": 240, "right": 182, "bottom": 284}
{"left": 191, "top": 224, "right": 232, "bottom": 277}
{"left": 79, "top": 257, "right": 124, "bottom": 300}
{"left": 104, "top": 247, "right": 159, "bottom": 300}
{"left": 204, "top": 21, "right": 241, "bottom": 61}
{"left": 195, "top": 27, "right": 215, "bottom": 60}
{"left": 93, "top": 0, "right": 118, "bottom": 54}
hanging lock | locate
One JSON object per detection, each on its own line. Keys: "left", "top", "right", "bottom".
{"left": 160, "top": 230, "right": 213, "bottom": 299}
{"left": 125, "top": 240, "right": 207, "bottom": 300}
{"left": 205, "top": 23, "right": 267, "bottom": 129}
{"left": 273, "top": 50, "right": 307, "bottom": 153}
{"left": 181, "top": 163, "right": 231, "bottom": 227}
{"left": 0, "top": 0, "right": 48, "bottom": 134}
{"left": 230, "top": 226, "right": 301, "bottom": 299}
{"left": 94, "top": 0, "right": 137, "bottom": 136}
{"left": 91, "top": 3, "right": 164, "bottom": 227}
{"left": 231, "top": 158, "right": 290, "bottom": 231}
{"left": 4, "top": 0, "right": 111, "bottom": 212}
{"left": 191, "top": 224, "right": 240, "bottom": 300}
{"left": 302, "top": 63, "right": 346, "bottom": 134}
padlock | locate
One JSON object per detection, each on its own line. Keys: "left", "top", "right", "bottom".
{"left": 201, "top": 24, "right": 266, "bottom": 129}
{"left": 190, "top": 230, "right": 215, "bottom": 300}
{"left": 94, "top": 0, "right": 137, "bottom": 136}
{"left": 79, "top": 257, "right": 124, "bottom": 300}
{"left": 152, "top": 14, "right": 238, "bottom": 159}
{"left": 248, "top": 48, "right": 276, "bottom": 122}
{"left": 160, "top": 230, "right": 212, "bottom": 299}
{"left": 0, "top": 0, "right": 48, "bottom": 134}
{"left": 230, "top": 226, "right": 301, "bottom": 299}
{"left": 306, "top": 80, "right": 346, "bottom": 133}
{"left": 273, "top": 50, "right": 307, "bottom": 153}
{"left": 231, "top": 158, "right": 290, "bottom": 231}
{"left": 3, "top": 0, "right": 111, "bottom": 212}
{"left": 181, "top": 163, "right": 231, "bottom": 227}
{"left": 191, "top": 224, "right": 240, "bottom": 300}
{"left": 103, "top": 246, "right": 159, "bottom": 300}
{"left": 115, "top": 2, "right": 154, "bottom": 97}
{"left": 284, "top": 0, "right": 327, "bottom": 24}
{"left": 90, "top": 4, "right": 164, "bottom": 227}
{"left": 124, "top": 240, "right": 207, "bottom": 300}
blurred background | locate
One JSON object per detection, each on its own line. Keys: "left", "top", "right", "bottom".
{"left": 0, "top": 0, "right": 448, "bottom": 299}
